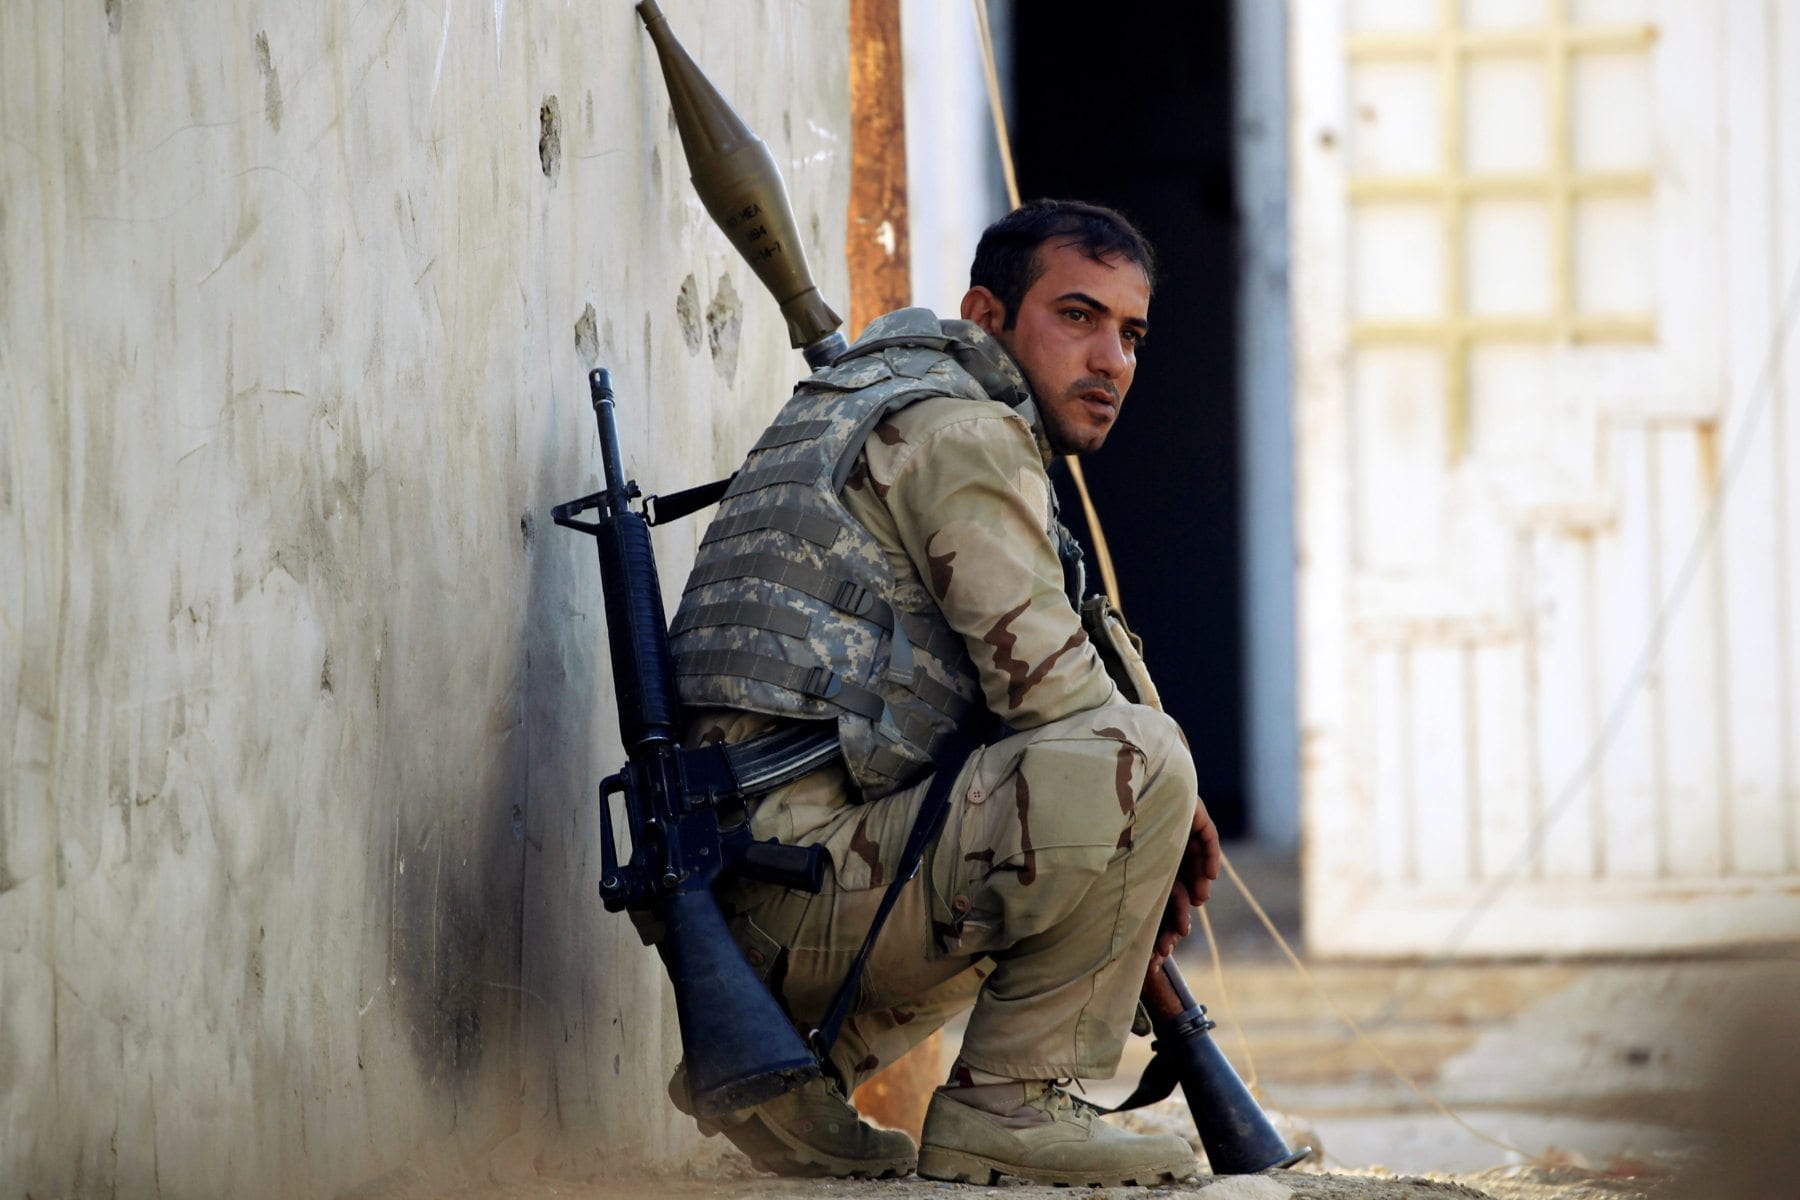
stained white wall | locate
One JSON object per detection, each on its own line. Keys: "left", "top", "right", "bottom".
{"left": 0, "top": 1, "right": 848, "bottom": 1194}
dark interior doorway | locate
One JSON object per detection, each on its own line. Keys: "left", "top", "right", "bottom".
{"left": 1009, "top": 3, "right": 1246, "bottom": 836}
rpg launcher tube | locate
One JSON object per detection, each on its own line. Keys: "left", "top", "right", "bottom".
{"left": 636, "top": 0, "right": 847, "bottom": 367}
{"left": 1153, "top": 961, "right": 1308, "bottom": 1174}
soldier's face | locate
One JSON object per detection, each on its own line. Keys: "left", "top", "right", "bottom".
{"left": 964, "top": 241, "right": 1151, "bottom": 456}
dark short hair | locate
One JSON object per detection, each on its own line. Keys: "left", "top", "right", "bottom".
{"left": 968, "top": 199, "right": 1156, "bottom": 329}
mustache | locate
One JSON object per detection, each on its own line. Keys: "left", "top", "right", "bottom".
{"left": 1064, "top": 377, "right": 1121, "bottom": 404}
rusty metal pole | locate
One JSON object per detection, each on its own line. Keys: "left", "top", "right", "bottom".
{"left": 842, "top": 0, "right": 944, "bottom": 1142}
{"left": 844, "top": 0, "right": 911, "bottom": 338}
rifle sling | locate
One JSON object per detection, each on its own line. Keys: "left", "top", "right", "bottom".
{"left": 645, "top": 475, "right": 734, "bottom": 526}
{"left": 808, "top": 724, "right": 986, "bottom": 1067}
{"left": 1100, "top": 1045, "right": 1182, "bottom": 1114}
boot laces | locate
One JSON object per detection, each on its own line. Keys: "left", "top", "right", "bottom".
{"left": 1036, "top": 1078, "right": 1102, "bottom": 1120}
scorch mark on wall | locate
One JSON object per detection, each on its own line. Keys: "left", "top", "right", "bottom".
{"left": 254, "top": 33, "right": 283, "bottom": 132}
{"left": 675, "top": 275, "right": 702, "bottom": 354}
{"left": 574, "top": 304, "right": 599, "bottom": 368}
{"left": 539, "top": 96, "right": 561, "bottom": 183}
{"left": 704, "top": 274, "right": 741, "bottom": 382}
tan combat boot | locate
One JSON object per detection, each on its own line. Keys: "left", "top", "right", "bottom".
{"left": 917, "top": 1081, "right": 1198, "bottom": 1187}
{"left": 669, "top": 1066, "right": 917, "bottom": 1178}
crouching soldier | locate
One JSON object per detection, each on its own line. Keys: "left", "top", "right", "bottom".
{"left": 669, "top": 200, "right": 1219, "bottom": 1186}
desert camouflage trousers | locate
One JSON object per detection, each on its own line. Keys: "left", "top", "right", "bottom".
{"left": 716, "top": 702, "right": 1197, "bottom": 1090}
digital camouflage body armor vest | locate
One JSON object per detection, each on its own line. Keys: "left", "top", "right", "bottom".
{"left": 671, "top": 308, "right": 1039, "bottom": 799}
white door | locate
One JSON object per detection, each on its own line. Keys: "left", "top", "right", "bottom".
{"left": 1294, "top": 0, "right": 1800, "bottom": 955}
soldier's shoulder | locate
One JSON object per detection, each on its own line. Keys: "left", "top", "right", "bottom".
{"left": 881, "top": 394, "right": 1032, "bottom": 445}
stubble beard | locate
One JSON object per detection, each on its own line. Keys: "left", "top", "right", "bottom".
{"left": 1006, "top": 343, "right": 1118, "bottom": 457}
{"left": 1042, "top": 379, "right": 1120, "bottom": 458}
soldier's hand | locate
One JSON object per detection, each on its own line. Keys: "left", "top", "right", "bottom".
{"left": 1142, "top": 944, "right": 1184, "bottom": 1018}
{"left": 1150, "top": 801, "right": 1219, "bottom": 961}
{"left": 1153, "top": 882, "right": 1192, "bottom": 961}
{"left": 1178, "top": 799, "right": 1220, "bottom": 908}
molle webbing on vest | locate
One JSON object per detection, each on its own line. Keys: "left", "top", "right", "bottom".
{"left": 686, "top": 551, "right": 897, "bottom": 626}
{"left": 699, "top": 505, "right": 841, "bottom": 550}
{"left": 909, "top": 669, "right": 974, "bottom": 721}
{"left": 900, "top": 613, "right": 968, "bottom": 667}
{"left": 724, "top": 457, "right": 829, "bottom": 498}
{"left": 670, "top": 307, "right": 1004, "bottom": 800}
{"left": 668, "top": 600, "right": 812, "bottom": 641}
{"left": 676, "top": 649, "right": 889, "bottom": 721}
{"left": 751, "top": 419, "right": 833, "bottom": 452}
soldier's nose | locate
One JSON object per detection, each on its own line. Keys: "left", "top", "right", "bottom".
{"left": 1090, "top": 341, "right": 1126, "bottom": 378}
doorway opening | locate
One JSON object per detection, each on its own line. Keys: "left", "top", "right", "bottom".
{"left": 1011, "top": 1, "right": 1249, "bottom": 837}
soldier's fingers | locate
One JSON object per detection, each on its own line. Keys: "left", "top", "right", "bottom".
{"left": 1178, "top": 852, "right": 1214, "bottom": 907}
{"left": 1167, "top": 885, "right": 1192, "bottom": 938}
{"left": 1142, "top": 956, "right": 1182, "bottom": 1016}
{"left": 1195, "top": 810, "right": 1221, "bottom": 880}
{"left": 1177, "top": 843, "right": 1211, "bottom": 900}
{"left": 1190, "top": 874, "right": 1212, "bottom": 906}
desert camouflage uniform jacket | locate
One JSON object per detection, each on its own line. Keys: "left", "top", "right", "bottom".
{"left": 686, "top": 310, "right": 1127, "bottom": 864}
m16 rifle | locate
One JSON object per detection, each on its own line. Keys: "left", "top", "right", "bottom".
{"left": 552, "top": 368, "right": 839, "bottom": 1118}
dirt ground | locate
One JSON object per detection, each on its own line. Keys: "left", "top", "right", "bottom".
{"left": 338, "top": 993, "right": 1785, "bottom": 1200}
{"left": 340, "top": 848, "right": 1797, "bottom": 1200}
{"left": 342, "top": 1155, "right": 1668, "bottom": 1200}
{"left": 338, "top": 1090, "right": 1708, "bottom": 1200}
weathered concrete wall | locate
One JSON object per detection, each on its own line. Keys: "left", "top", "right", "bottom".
{"left": 0, "top": 1, "right": 848, "bottom": 1195}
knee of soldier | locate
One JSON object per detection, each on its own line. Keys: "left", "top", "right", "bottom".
{"left": 1103, "top": 704, "right": 1197, "bottom": 840}
{"left": 1132, "top": 705, "right": 1195, "bottom": 780}
{"left": 1088, "top": 704, "right": 1194, "bottom": 794}
{"left": 1025, "top": 704, "right": 1194, "bottom": 824}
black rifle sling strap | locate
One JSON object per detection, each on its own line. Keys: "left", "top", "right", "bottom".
{"left": 808, "top": 726, "right": 984, "bottom": 1065}
{"left": 1100, "top": 1047, "right": 1182, "bottom": 1114}
{"left": 644, "top": 474, "right": 735, "bottom": 526}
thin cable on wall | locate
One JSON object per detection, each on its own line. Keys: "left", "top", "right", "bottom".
{"left": 969, "top": 0, "right": 1124, "bottom": 608}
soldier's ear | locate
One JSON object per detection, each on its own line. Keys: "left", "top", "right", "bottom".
{"left": 960, "top": 286, "right": 1007, "bottom": 337}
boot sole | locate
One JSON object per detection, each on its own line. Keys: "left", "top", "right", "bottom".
{"left": 676, "top": 1071, "right": 916, "bottom": 1179}
{"left": 918, "top": 1143, "right": 1197, "bottom": 1187}
{"left": 715, "top": 1112, "right": 916, "bottom": 1179}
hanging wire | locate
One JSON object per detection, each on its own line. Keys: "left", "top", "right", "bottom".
{"left": 1198, "top": 906, "right": 1260, "bottom": 1096}
{"left": 1217, "top": 857, "right": 1535, "bottom": 1159}
{"left": 969, "top": 0, "right": 1125, "bottom": 607}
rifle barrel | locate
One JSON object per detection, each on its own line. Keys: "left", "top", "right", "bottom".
{"left": 590, "top": 368, "right": 629, "bottom": 505}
